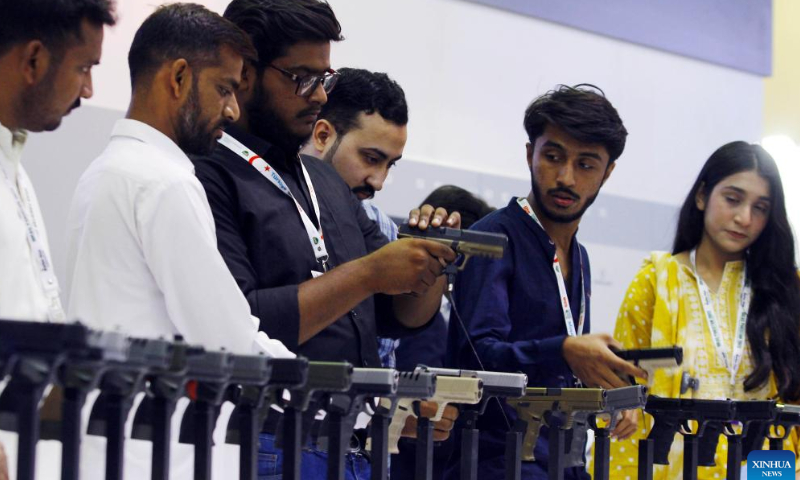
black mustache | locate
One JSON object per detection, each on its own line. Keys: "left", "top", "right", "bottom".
{"left": 297, "top": 107, "right": 321, "bottom": 119}
{"left": 352, "top": 184, "right": 375, "bottom": 199}
{"left": 548, "top": 187, "right": 579, "bottom": 201}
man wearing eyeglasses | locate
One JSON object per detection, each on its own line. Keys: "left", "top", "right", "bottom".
{"left": 192, "top": 1, "right": 458, "bottom": 478}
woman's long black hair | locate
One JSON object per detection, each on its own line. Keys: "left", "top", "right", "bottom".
{"left": 673, "top": 141, "right": 800, "bottom": 401}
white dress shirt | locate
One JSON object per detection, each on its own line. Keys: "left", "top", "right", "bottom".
{"left": 0, "top": 121, "right": 64, "bottom": 321}
{"left": 66, "top": 119, "right": 292, "bottom": 357}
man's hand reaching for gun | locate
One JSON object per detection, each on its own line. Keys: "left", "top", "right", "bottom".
{"left": 563, "top": 334, "right": 647, "bottom": 389}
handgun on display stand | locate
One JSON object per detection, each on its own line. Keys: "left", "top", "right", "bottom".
{"left": 425, "top": 367, "right": 528, "bottom": 480}
{"left": 639, "top": 396, "right": 736, "bottom": 480}
{"left": 225, "top": 357, "right": 309, "bottom": 480}
{"left": 0, "top": 320, "right": 129, "bottom": 480}
{"left": 742, "top": 403, "right": 800, "bottom": 454}
{"left": 316, "top": 368, "right": 399, "bottom": 480}
{"left": 87, "top": 337, "right": 174, "bottom": 480}
{"left": 275, "top": 361, "right": 353, "bottom": 480}
{"left": 366, "top": 368, "right": 438, "bottom": 480}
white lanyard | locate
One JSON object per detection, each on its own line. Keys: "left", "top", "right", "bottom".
{"left": 517, "top": 198, "right": 585, "bottom": 336}
{"left": 218, "top": 133, "right": 329, "bottom": 270}
{"left": 0, "top": 163, "right": 65, "bottom": 321}
{"left": 689, "top": 249, "right": 750, "bottom": 385}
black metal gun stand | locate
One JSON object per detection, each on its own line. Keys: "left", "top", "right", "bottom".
{"left": 504, "top": 419, "right": 525, "bottom": 480}
{"left": 591, "top": 424, "right": 612, "bottom": 480}
{"left": 130, "top": 342, "right": 192, "bottom": 480}
{"left": 547, "top": 425, "right": 567, "bottom": 480}
{"left": 637, "top": 438, "right": 655, "bottom": 480}
{"left": 723, "top": 426, "right": 743, "bottom": 480}
{"left": 89, "top": 367, "right": 150, "bottom": 480}
{"left": 52, "top": 358, "right": 117, "bottom": 480}
{"left": 321, "top": 393, "right": 366, "bottom": 480}
{"left": 460, "top": 409, "right": 480, "bottom": 480}
{"left": 227, "top": 383, "right": 274, "bottom": 480}
{"left": 681, "top": 430, "right": 701, "bottom": 480}
{"left": 369, "top": 401, "right": 392, "bottom": 480}
{"left": 179, "top": 377, "right": 233, "bottom": 480}
{"left": 0, "top": 356, "right": 59, "bottom": 480}
{"left": 415, "top": 415, "right": 435, "bottom": 480}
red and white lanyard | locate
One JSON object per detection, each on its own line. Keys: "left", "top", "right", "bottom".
{"left": 689, "top": 249, "right": 750, "bottom": 385}
{"left": 218, "top": 133, "right": 329, "bottom": 271}
{"left": 517, "top": 198, "right": 585, "bottom": 336}
{"left": 0, "top": 162, "right": 65, "bottom": 321}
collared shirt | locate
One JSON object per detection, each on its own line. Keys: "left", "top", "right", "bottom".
{"left": 193, "top": 125, "right": 420, "bottom": 367}
{"left": 447, "top": 197, "right": 591, "bottom": 479}
{"left": 0, "top": 121, "right": 60, "bottom": 321}
{"left": 66, "top": 119, "right": 291, "bottom": 357}
{"left": 361, "top": 200, "right": 399, "bottom": 368}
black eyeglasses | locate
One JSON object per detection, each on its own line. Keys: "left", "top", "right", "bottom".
{"left": 268, "top": 65, "right": 339, "bottom": 97}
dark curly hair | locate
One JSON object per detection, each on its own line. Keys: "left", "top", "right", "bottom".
{"left": 523, "top": 84, "right": 628, "bottom": 163}
{"left": 318, "top": 67, "right": 408, "bottom": 136}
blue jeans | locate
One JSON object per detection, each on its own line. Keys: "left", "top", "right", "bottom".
{"left": 258, "top": 433, "right": 372, "bottom": 480}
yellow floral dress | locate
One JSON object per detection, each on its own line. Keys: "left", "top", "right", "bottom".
{"left": 603, "top": 252, "right": 799, "bottom": 480}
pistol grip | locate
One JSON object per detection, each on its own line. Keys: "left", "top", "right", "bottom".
{"left": 386, "top": 399, "right": 415, "bottom": 454}
{"left": 521, "top": 417, "right": 542, "bottom": 462}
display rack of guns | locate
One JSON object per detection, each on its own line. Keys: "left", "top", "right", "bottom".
{"left": 38, "top": 328, "right": 129, "bottom": 480}
{"left": 741, "top": 403, "right": 800, "bottom": 454}
{"left": 87, "top": 336, "right": 173, "bottom": 480}
{"left": 274, "top": 361, "right": 353, "bottom": 480}
{"left": 129, "top": 337, "right": 196, "bottom": 480}
{"left": 586, "top": 386, "right": 648, "bottom": 480}
{"left": 717, "top": 400, "right": 779, "bottom": 480}
{"left": 0, "top": 320, "right": 111, "bottom": 480}
{"left": 403, "top": 367, "right": 483, "bottom": 480}
{"left": 505, "top": 387, "right": 608, "bottom": 480}
{"left": 176, "top": 349, "right": 234, "bottom": 480}
{"left": 424, "top": 367, "right": 528, "bottom": 480}
{"left": 638, "top": 397, "right": 736, "bottom": 480}
{"left": 225, "top": 357, "right": 309, "bottom": 480}
{"left": 366, "top": 368, "right": 438, "bottom": 480}
{"left": 314, "top": 368, "right": 398, "bottom": 480}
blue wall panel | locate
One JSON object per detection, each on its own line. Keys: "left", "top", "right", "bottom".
{"left": 461, "top": 0, "right": 772, "bottom": 76}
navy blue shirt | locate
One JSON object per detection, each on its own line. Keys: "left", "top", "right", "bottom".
{"left": 192, "top": 126, "right": 419, "bottom": 367}
{"left": 446, "top": 197, "right": 591, "bottom": 479}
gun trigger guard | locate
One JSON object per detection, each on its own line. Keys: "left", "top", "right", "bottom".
{"left": 456, "top": 254, "right": 470, "bottom": 272}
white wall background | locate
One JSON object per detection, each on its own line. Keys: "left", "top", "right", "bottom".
{"left": 16, "top": 2, "right": 765, "bottom": 476}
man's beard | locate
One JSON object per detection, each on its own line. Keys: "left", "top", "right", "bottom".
{"left": 321, "top": 136, "right": 375, "bottom": 200}
{"left": 23, "top": 62, "right": 74, "bottom": 132}
{"left": 530, "top": 175, "right": 599, "bottom": 224}
{"left": 247, "top": 83, "right": 311, "bottom": 154}
{"left": 175, "top": 81, "right": 227, "bottom": 156}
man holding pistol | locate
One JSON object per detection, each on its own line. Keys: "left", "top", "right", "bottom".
{"left": 193, "top": 1, "right": 459, "bottom": 478}
{"left": 446, "top": 85, "right": 646, "bottom": 479}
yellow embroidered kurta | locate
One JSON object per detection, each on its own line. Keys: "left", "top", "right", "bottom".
{"left": 604, "top": 251, "right": 799, "bottom": 480}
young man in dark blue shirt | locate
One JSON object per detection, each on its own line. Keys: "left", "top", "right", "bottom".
{"left": 446, "top": 85, "right": 646, "bottom": 480}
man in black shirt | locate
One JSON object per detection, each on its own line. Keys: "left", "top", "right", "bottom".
{"left": 192, "top": 1, "right": 458, "bottom": 478}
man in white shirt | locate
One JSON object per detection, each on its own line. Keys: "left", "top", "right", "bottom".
{"left": 0, "top": 2, "right": 115, "bottom": 478}
{"left": 66, "top": 3, "right": 292, "bottom": 358}
{"left": 0, "top": 0, "right": 114, "bottom": 322}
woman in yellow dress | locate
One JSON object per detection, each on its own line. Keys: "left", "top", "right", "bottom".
{"left": 607, "top": 141, "right": 800, "bottom": 479}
